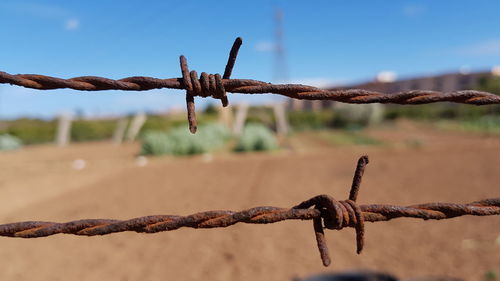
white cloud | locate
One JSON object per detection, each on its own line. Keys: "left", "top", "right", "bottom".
{"left": 402, "top": 4, "right": 426, "bottom": 17}
{"left": 0, "top": 2, "right": 79, "bottom": 31}
{"left": 64, "top": 18, "right": 80, "bottom": 31}
{"left": 0, "top": 2, "right": 68, "bottom": 19}
{"left": 456, "top": 39, "right": 500, "bottom": 56}
{"left": 255, "top": 41, "right": 275, "bottom": 52}
{"left": 376, "top": 71, "right": 397, "bottom": 83}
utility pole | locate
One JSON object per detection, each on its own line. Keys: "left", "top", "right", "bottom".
{"left": 275, "top": 8, "right": 301, "bottom": 112}
{"left": 274, "top": 8, "right": 288, "bottom": 83}
{"left": 273, "top": 8, "right": 290, "bottom": 134}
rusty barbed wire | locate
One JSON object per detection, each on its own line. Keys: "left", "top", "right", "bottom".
{"left": 1, "top": 38, "right": 500, "bottom": 133}
{"left": 1, "top": 156, "right": 498, "bottom": 267}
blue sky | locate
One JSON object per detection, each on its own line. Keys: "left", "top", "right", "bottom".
{"left": 1, "top": 0, "right": 500, "bottom": 119}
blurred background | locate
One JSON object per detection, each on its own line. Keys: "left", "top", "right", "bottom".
{"left": 0, "top": 1, "right": 499, "bottom": 281}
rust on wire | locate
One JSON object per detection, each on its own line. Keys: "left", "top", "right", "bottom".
{"left": 0, "top": 156, "right": 498, "bottom": 266}
{"left": 178, "top": 38, "right": 239, "bottom": 132}
{"left": 1, "top": 37, "right": 500, "bottom": 133}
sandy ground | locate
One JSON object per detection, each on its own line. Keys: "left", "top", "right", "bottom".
{"left": 0, "top": 122, "right": 498, "bottom": 281}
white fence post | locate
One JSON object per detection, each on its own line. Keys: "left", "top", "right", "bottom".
{"left": 113, "top": 117, "right": 128, "bottom": 144}
{"left": 273, "top": 102, "right": 289, "bottom": 136}
{"left": 232, "top": 104, "right": 249, "bottom": 136}
{"left": 55, "top": 113, "right": 72, "bottom": 147}
{"left": 218, "top": 104, "right": 233, "bottom": 130}
{"left": 126, "top": 112, "right": 147, "bottom": 142}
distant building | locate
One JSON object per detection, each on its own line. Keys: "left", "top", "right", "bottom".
{"left": 289, "top": 68, "right": 498, "bottom": 111}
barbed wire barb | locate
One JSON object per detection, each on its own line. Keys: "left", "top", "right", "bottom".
{"left": 1, "top": 37, "right": 500, "bottom": 133}
{"left": 0, "top": 156, "right": 498, "bottom": 267}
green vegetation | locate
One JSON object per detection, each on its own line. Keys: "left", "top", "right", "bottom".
{"left": 234, "top": 123, "right": 278, "bottom": 152}
{"left": 246, "top": 107, "right": 276, "bottom": 129}
{"left": 140, "top": 114, "right": 218, "bottom": 135}
{"left": 140, "top": 115, "right": 185, "bottom": 134}
{"left": 380, "top": 76, "right": 500, "bottom": 123}
{"left": 141, "top": 123, "right": 230, "bottom": 156}
{"left": 0, "top": 118, "right": 56, "bottom": 144}
{"left": 384, "top": 103, "right": 500, "bottom": 135}
{"left": 142, "top": 121, "right": 280, "bottom": 156}
{"left": 1, "top": 101, "right": 498, "bottom": 149}
{"left": 485, "top": 271, "right": 497, "bottom": 281}
{"left": 0, "top": 134, "right": 22, "bottom": 151}
{"left": 0, "top": 113, "right": 220, "bottom": 145}
{"left": 286, "top": 102, "right": 500, "bottom": 135}
{"left": 71, "top": 119, "right": 116, "bottom": 142}
{"left": 383, "top": 104, "right": 497, "bottom": 121}
{"left": 436, "top": 115, "right": 500, "bottom": 135}
{"left": 477, "top": 76, "right": 500, "bottom": 95}
{"left": 287, "top": 104, "right": 383, "bottom": 132}
{"left": 288, "top": 111, "right": 334, "bottom": 130}
{"left": 203, "top": 103, "right": 219, "bottom": 115}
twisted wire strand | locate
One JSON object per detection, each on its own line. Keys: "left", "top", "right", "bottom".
{"left": 0, "top": 156, "right": 498, "bottom": 266}
{"left": 1, "top": 37, "right": 499, "bottom": 133}
{"left": 1, "top": 72, "right": 498, "bottom": 104}
{"left": 1, "top": 199, "right": 497, "bottom": 238}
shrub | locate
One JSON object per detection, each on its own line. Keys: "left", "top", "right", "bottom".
{"left": 0, "top": 134, "right": 22, "bottom": 151}
{"left": 383, "top": 104, "right": 498, "bottom": 121}
{"left": 140, "top": 115, "right": 184, "bottom": 134}
{"left": 139, "top": 114, "right": 219, "bottom": 137}
{"left": 4, "top": 118, "right": 56, "bottom": 144}
{"left": 477, "top": 76, "right": 500, "bottom": 95}
{"left": 203, "top": 103, "right": 219, "bottom": 115}
{"left": 234, "top": 123, "right": 278, "bottom": 152}
{"left": 141, "top": 123, "right": 229, "bottom": 156}
{"left": 140, "top": 131, "right": 171, "bottom": 156}
{"left": 463, "top": 115, "right": 500, "bottom": 132}
{"left": 71, "top": 120, "right": 116, "bottom": 142}
{"left": 485, "top": 271, "right": 497, "bottom": 281}
{"left": 288, "top": 111, "right": 334, "bottom": 131}
{"left": 3, "top": 118, "right": 117, "bottom": 144}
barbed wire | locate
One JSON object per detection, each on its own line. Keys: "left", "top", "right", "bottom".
{"left": 1, "top": 38, "right": 499, "bottom": 133}
{"left": 1, "top": 156, "right": 498, "bottom": 267}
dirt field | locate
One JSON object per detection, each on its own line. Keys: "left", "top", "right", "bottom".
{"left": 0, "top": 121, "right": 498, "bottom": 281}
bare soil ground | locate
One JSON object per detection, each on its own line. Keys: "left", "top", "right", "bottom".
{"left": 0, "top": 121, "right": 498, "bottom": 281}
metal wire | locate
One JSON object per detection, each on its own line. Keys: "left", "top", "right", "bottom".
{"left": 1, "top": 37, "right": 499, "bottom": 133}
{"left": 1, "top": 156, "right": 498, "bottom": 267}
{"left": 1, "top": 38, "right": 498, "bottom": 267}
